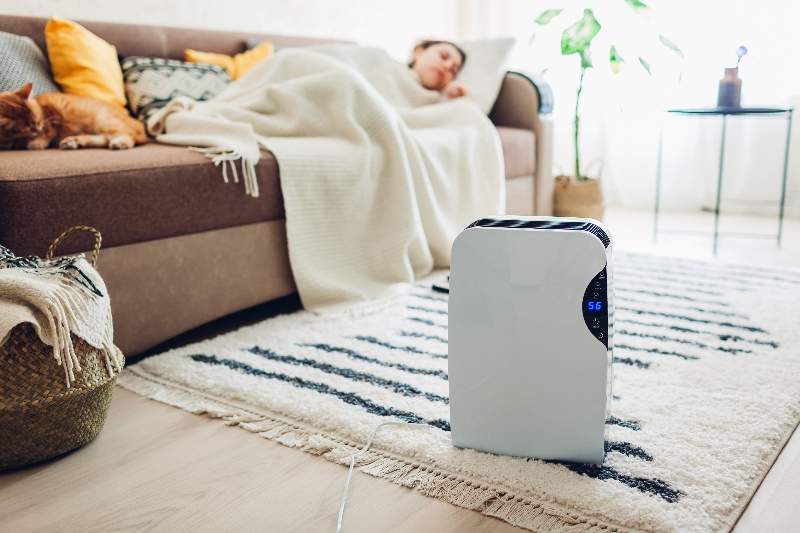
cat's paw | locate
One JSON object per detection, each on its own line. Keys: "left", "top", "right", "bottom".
{"left": 27, "top": 138, "right": 49, "bottom": 150}
{"left": 109, "top": 137, "right": 133, "bottom": 150}
{"left": 60, "top": 138, "right": 79, "bottom": 150}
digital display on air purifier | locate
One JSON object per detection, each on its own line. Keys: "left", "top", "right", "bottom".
{"left": 582, "top": 266, "right": 609, "bottom": 348}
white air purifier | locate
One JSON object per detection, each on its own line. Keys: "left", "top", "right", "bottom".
{"left": 448, "top": 216, "right": 613, "bottom": 464}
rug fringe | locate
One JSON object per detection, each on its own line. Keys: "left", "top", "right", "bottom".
{"left": 117, "top": 370, "right": 622, "bottom": 533}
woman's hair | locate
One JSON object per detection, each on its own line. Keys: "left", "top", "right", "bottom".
{"left": 408, "top": 40, "right": 467, "bottom": 69}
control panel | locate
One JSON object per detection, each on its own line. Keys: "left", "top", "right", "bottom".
{"left": 582, "top": 266, "right": 608, "bottom": 348}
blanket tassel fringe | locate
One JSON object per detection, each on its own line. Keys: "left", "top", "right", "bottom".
{"left": 118, "top": 371, "right": 620, "bottom": 533}
{"left": 190, "top": 146, "right": 260, "bottom": 198}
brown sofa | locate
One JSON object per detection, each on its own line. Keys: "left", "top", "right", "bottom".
{"left": 0, "top": 15, "right": 554, "bottom": 356}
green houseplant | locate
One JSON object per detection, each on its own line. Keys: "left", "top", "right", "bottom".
{"left": 533, "top": 0, "right": 683, "bottom": 219}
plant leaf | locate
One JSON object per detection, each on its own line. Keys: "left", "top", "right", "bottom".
{"left": 561, "top": 9, "right": 601, "bottom": 56}
{"left": 535, "top": 9, "right": 563, "bottom": 25}
{"left": 609, "top": 45, "right": 624, "bottom": 74}
{"left": 623, "top": 0, "right": 651, "bottom": 14}
{"left": 638, "top": 56, "right": 651, "bottom": 75}
{"left": 659, "top": 35, "right": 685, "bottom": 59}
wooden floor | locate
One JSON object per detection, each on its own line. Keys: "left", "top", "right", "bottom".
{"left": 2, "top": 207, "right": 799, "bottom": 532}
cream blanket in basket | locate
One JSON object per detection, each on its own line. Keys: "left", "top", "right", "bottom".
{"left": 0, "top": 248, "right": 123, "bottom": 387}
{"left": 148, "top": 45, "right": 505, "bottom": 309}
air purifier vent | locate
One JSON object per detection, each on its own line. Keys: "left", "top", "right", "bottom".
{"left": 466, "top": 216, "right": 610, "bottom": 248}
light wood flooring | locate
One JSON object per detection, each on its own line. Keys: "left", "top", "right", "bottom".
{"left": 1, "top": 207, "right": 799, "bottom": 532}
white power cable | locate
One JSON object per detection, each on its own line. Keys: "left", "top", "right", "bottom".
{"left": 335, "top": 422, "right": 432, "bottom": 533}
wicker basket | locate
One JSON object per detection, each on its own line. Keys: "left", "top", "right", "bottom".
{"left": 553, "top": 175, "right": 605, "bottom": 221}
{"left": 0, "top": 226, "right": 123, "bottom": 470}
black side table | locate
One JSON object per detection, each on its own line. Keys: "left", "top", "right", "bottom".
{"left": 653, "top": 107, "right": 794, "bottom": 254}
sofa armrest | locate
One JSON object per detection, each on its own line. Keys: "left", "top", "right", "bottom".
{"left": 489, "top": 71, "right": 554, "bottom": 216}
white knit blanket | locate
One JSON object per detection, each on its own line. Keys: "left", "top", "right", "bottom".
{"left": 148, "top": 45, "right": 505, "bottom": 310}
{"left": 0, "top": 248, "right": 123, "bottom": 387}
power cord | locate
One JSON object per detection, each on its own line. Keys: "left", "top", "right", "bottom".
{"left": 335, "top": 422, "right": 433, "bottom": 533}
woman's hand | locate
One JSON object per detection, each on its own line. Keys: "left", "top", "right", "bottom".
{"left": 443, "top": 81, "right": 468, "bottom": 99}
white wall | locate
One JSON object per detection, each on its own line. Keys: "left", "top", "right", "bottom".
{"left": 0, "top": 0, "right": 460, "bottom": 63}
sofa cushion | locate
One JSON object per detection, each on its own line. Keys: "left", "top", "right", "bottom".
{"left": 121, "top": 57, "right": 231, "bottom": 121}
{"left": 0, "top": 144, "right": 283, "bottom": 257}
{"left": 0, "top": 31, "right": 60, "bottom": 96}
{"left": 496, "top": 126, "right": 535, "bottom": 179}
{"left": 0, "top": 128, "right": 531, "bottom": 258}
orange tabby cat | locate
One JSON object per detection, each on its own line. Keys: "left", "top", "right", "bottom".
{"left": 0, "top": 83, "right": 147, "bottom": 150}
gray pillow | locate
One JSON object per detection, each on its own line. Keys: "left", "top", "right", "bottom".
{"left": 120, "top": 56, "right": 231, "bottom": 122}
{"left": 0, "top": 31, "right": 60, "bottom": 96}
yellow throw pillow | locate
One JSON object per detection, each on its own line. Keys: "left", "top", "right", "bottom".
{"left": 44, "top": 16, "right": 126, "bottom": 108}
{"left": 185, "top": 41, "right": 274, "bottom": 81}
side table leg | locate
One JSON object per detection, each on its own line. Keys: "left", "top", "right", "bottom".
{"left": 713, "top": 115, "right": 728, "bottom": 255}
{"left": 777, "top": 111, "right": 793, "bottom": 247}
{"left": 654, "top": 124, "right": 664, "bottom": 243}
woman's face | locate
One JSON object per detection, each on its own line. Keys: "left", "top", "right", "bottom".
{"left": 412, "top": 42, "right": 463, "bottom": 91}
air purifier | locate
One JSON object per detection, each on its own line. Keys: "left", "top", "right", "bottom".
{"left": 448, "top": 216, "right": 613, "bottom": 464}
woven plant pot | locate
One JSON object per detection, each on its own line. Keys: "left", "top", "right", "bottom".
{"left": 0, "top": 226, "right": 123, "bottom": 470}
{"left": 553, "top": 175, "right": 605, "bottom": 221}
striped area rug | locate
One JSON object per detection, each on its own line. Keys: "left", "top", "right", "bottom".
{"left": 119, "top": 253, "right": 800, "bottom": 532}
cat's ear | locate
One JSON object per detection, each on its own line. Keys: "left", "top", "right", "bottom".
{"left": 0, "top": 118, "right": 13, "bottom": 129}
{"left": 17, "top": 83, "right": 33, "bottom": 99}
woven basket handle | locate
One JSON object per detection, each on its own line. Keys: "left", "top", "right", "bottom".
{"left": 46, "top": 226, "right": 102, "bottom": 268}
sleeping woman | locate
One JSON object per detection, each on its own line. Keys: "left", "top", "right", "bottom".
{"left": 408, "top": 40, "right": 469, "bottom": 100}
{"left": 149, "top": 40, "right": 504, "bottom": 309}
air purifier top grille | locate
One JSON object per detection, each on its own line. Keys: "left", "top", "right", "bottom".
{"left": 466, "top": 217, "right": 611, "bottom": 248}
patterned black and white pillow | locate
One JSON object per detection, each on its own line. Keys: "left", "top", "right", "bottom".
{"left": 120, "top": 56, "right": 231, "bottom": 123}
{"left": 0, "top": 31, "right": 60, "bottom": 96}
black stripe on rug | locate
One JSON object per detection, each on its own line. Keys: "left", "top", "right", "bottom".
{"left": 605, "top": 441, "right": 652, "bottom": 461}
{"left": 541, "top": 443, "right": 679, "bottom": 502}
{"left": 247, "top": 347, "right": 448, "bottom": 403}
{"left": 617, "top": 330, "right": 752, "bottom": 355}
{"left": 616, "top": 307, "right": 767, "bottom": 333}
{"left": 398, "top": 330, "right": 449, "bottom": 344}
{"left": 189, "top": 354, "right": 451, "bottom": 431}
{"left": 407, "top": 305, "right": 448, "bottom": 315}
{"left": 354, "top": 335, "right": 448, "bottom": 358}
{"left": 407, "top": 317, "right": 448, "bottom": 329}
{"left": 299, "top": 343, "right": 448, "bottom": 379}
{"left": 613, "top": 356, "right": 652, "bottom": 369}
{"left": 411, "top": 293, "right": 449, "bottom": 304}
{"left": 606, "top": 416, "right": 641, "bottom": 431}
{"left": 615, "top": 270, "right": 749, "bottom": 293}
{"left": 619, "top": 319, "right": 779, "bottom": 348}
{"left": 615, "top": 344, "right": 699, "bottom": 361}
{"left": 619, "top": 254, "right": 800, "bottom": 286}
{"left": 615, "top": 287, "right": 729, "bottom": 307}
{"left": 618, "top": 268, "right": 799, "bottom": 293}
{"left": 563, "top": 463, "right": 681, "bottom": 503}
{"left": 617, "top": 297, "right": 746, "bottom": 318}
